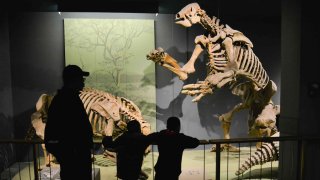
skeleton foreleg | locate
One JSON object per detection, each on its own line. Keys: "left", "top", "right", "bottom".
{"left": 181, "top": 43, "right": 204, "bottom": 74}
{"left": 222, "top": 37, "right": 237, "bottom": 69}
{"left": 219, "top": 103, "right": 248, "bottom": 139}
{"left": 147, "top": 48, "right": 188, "bottom": 80}
{"left": 42, "top": 144, "right": 50, "bottom": 166}
{"left": 104, "top": 118, "right": 114, "bottom": 136}
{"left": 162, "top": 63, "right": 188, "bottom": 80}
{"left": 91, "top": 113, "right": 98, "bottom": 135}
{"left": 210, "top": 103, "right": 248, "bottom": 152}
{"left": 42, "top": 144, "right": 55, "bottom": 167}
{"left": 162, "top": 52, "right": 181, "bottom": 69}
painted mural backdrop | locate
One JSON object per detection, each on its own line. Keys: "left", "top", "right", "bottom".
{"left": 64, "top": 19, "right": 156, "bottom": 132}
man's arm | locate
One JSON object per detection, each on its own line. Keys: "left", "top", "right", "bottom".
{"left": 102, "top": 136, "right": 119, "bottom": 152}
{"left": 146, "top": 132, "right": 159, "bottom": 145}
{"left": 102, "top": 136, "right": 113, "bottom": 147}
{"left": 181, "top": 134, "right": 200, "bottom": 149}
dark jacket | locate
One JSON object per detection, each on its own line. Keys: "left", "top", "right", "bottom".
{"left": 103, "top": 132, "right": 150, "bottom": 180}
{"left": 148, "top": 129, "right": 199, "bottom": 176}
{"left": 44, "top": 88, "right": 93, "bottom": 154}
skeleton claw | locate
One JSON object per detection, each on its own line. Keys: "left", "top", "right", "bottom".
{"left": 180, "top": 90, "right": 205, "bottom": 102}
{"left": 181, "top": 81, "right": 213, "bottom": 102}
{"left": 146, "top": 48, "right": 166, "bottom": 64}
{"left": 183, "top": 83, "right": 203, "bottom": 89}
{"left": 181, "top": 89, "right": 202, "bottom": 96}
{"left": 192, "top": 93, "right": 205, "bottom": 102}
{"left": 182, "top": 81, "right": 210, "bottom": 89}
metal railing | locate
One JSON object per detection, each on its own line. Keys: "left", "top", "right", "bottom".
{"left": 0, "top": 139, "right": 43, "bottom": 180}
{"left": 0, "top": 136, "right": 315, "bottom": 180}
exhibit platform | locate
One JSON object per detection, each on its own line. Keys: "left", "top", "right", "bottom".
{"left": 1, "top": 146, "right": 278, "bottom": 180}
{"left": 1, "top": 163, "right": 100, "bottom": 180}
{"left": 97, "top": 146, "right": 279, "bottom": 180}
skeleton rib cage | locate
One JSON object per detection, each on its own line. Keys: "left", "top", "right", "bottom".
{"left": 210, "top": 44, "right": 269, "bottom": 90}
{"left": 80, "top": 89, "right": 107, "bottom": 135}
{"left": 79, "top": 88, "right": 149, "bottom": 137}
{"left": 28, "top": 87, "right": 151, "bottom": 167}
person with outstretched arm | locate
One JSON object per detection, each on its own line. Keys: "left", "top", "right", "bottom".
{"left": 148, "top": 116, "right": 200, "bottom": 180}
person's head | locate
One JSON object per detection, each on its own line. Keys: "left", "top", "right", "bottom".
{"left": 127, "top": 120, "right": 141, "bottom": 133}
{"left": 62, "top": 65, "right": 89, "bottom": 91}
{"left": 167, "top": 116, "right": 181, "bottom": 133}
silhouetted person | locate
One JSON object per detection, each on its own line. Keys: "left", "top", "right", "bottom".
{"left": 102, "top": 120, "right": 150, "bottom": 180}
{"left": 148, "top": 116, "right": 200, "bottom": 180}
{"left": 44, "top": 65, "right": 93, "bottom": 180}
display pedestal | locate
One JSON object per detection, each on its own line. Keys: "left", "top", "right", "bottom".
{"left": 39, "top": 166, "right": 60, "bottom": 179}
{"left": 0, "top": 162, "right": 30, "bottom": 180}
{"left": 39, "top": 167, "right": 100, "bottom": 180}
{"left": 180, "top": 168, "right": 204, "bottom": 180}
{"left": 92, "top": 167, "right": 101, "bottom": 180}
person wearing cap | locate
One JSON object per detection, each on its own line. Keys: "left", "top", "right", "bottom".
{"left": 44, "top": 65, "right": 93, "bottom": 179}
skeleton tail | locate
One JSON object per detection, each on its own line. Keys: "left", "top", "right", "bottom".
{"left": 235, "top": 132, "right": 280, "bottom": 176}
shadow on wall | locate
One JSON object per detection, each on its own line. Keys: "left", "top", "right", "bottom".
{"left": 155, "top": 46, "right": 190, "bottom": 126}
{"left": 155, "top": 45, "right": 250, "bottom": 138}
{"left": 11, "top": 65, "right": 61, "bottom": 93}
{"left": 0, "top": 113, "right": 15, "bottom": 173}
{"left": 153, "top": 46, "right": 215, "bottom": 137}
{"left": 197, "top": 87, "right": 249, "bottom": 139}
{"left": 156, "top": 93, "right": 187, "bottom": 125}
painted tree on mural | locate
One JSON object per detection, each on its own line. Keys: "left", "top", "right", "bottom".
{"left": 64, "top": 19, "right": 156, "bottom": 131}
{"left": 64, "top": 19, "right": 153, "bottom": 96}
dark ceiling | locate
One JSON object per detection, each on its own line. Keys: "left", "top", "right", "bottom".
{"left": 3, "top": 0, "right": 280, "bottom": 17}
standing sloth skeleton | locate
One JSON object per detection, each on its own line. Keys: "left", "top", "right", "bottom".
{"left": 147, "top": 3, "right": 280, "bottom": 151}
{"left": 29, "top": 87, "right": 151, "bottom": 166}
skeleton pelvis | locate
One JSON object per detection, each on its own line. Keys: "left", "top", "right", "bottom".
{"left": 248, "top": 126, "right": 272, "bottom": 137}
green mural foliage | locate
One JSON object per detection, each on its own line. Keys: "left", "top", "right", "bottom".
{"left": 64, "top": 19, "right": 156, "bottom": 131}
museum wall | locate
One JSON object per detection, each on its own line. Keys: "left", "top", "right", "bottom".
{"left": 299, "top": 3, "right": 320, "bottom": 175}
{"left": 0, "top": 12, "right": 15, "bottom": 172}
{"left": 1, "top": 6, "right": 281, "bottom": 145}
{"left": 0, "top": 1, "right": 284, "bottom": 175}
{"left": 2, "top": 1, "right": 320, "bottom": 178}
{"left": 279, "top": 0, "right": 320, "bottom": 179}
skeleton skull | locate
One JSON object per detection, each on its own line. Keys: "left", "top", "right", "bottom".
{"left": 175, "top": 3, "right": 201, "bottom": 27}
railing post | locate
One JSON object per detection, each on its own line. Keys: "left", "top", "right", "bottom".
{"left": 33, "top": 143, "right": 39, "bottom": 180}
{"left": 297, "top": 138, "right": 305, "bottom": 180}
{"left": 215, "top": 143, "right": 221, "bottom": 180}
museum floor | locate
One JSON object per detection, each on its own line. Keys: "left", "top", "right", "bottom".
{"left": 4, "top": 146, "right": 278, "bottom": 180}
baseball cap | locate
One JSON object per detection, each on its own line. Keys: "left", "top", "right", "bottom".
{"left": 63, "top": 65, "right": 89, "bottom": 81}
